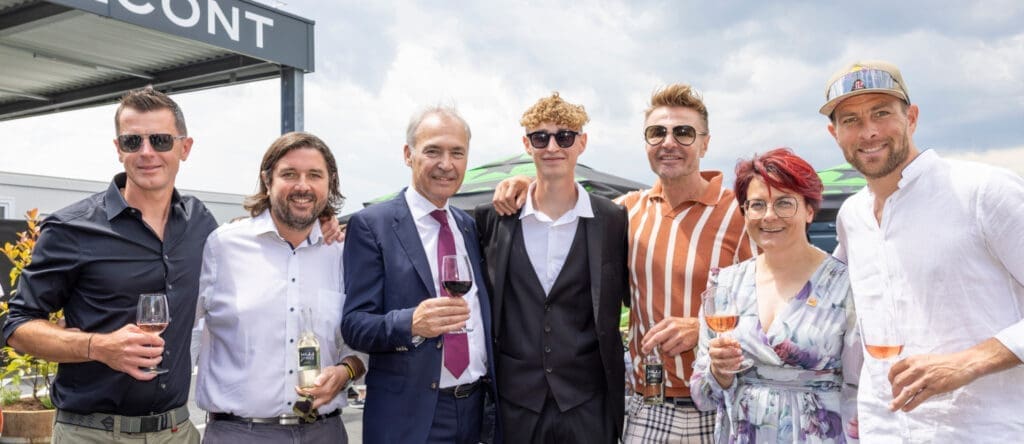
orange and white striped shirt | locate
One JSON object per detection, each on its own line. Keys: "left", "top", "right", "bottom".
{"left": 617, "top": 171, "right": 755, "bottom": 398}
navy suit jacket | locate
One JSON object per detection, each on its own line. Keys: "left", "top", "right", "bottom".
{"left": 342, "top": 190, "right": 498, "bottom": 444}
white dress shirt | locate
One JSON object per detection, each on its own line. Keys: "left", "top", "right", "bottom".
{"left": 195, "top": 211, "right": 355, "bottom": 417}
{"left": 835, "top": 149, "right": 1024, "bottom": 442}
{"left": 404, "top": 188, "right": 488, "bottom": 388}
{"left": 520, "top": 182, "right": 594, "bottom": 295}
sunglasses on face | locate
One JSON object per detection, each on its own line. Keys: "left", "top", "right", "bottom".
{"left": 644, "top": 125, "right": 708, "bottom": 147}
{"left": 526, "top": 130, "right": 580, "bottom": 149}
{"left": 117, "top": 133, "right": 186, "bottom": 153}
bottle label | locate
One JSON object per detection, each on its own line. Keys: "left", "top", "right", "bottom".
{"left": 645, "top": 363, "right": 663, "bottom": 385}
{"left": 298, "top": 346, "right": 319, "bottom": 369}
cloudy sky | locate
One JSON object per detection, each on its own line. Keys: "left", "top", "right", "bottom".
{"left": 2, "top": 0, "right": 1022, "bottom": 215}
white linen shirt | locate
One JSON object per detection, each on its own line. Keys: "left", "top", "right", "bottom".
{"left": 835, "top": 149, "right": 1024, "bottom": 442}
{"left": 404, "top": 188, "right": 488, "bottom": 389}
{"left": 195, "top": 211, "right": 355, "bottom": 417}
{"left": 520, "top": 182, "right": 594, "bottom": 295}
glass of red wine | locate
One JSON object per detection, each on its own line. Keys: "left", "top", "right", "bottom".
{"left": 441, "top": 254, "right": 473, "bottom": 334}
{"left": 701, "top": 286, "right": 752, "bottom": 373}
{"left": 137, "top": 292, "right": 170, "bottom": 375}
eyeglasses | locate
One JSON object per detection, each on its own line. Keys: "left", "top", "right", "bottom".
{"left": 743, "top": 196, "right": 799, "bottom": 219}
{"left": 526, "top": 130, "right": 580, "bottom": 149}
{"left": 117, "top": 134, "right": 186, "bottom": 153}
{"left": 825, "top": 68, "right": 908, "bottom": 103}
{"left": 644, "top": 125, "right": 708, "bottom": 147}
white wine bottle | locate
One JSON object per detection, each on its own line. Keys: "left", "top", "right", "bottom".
{"left": 642, "top": 344, "right": 664, "bottom": 405}
{"left": 297, "top": 307, "right": 321, "bottom": 388}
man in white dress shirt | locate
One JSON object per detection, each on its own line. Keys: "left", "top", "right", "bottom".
{"left": 474, "top": 93, "right": 629, "bottom": 442}
{"left": 195, "top": 132, "right": 364, "bottom": 443}
{"left": 822, "top": 60, "right": 1024, "bottom": 442}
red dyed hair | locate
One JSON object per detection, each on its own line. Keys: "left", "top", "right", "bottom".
{"left": 734, "top": 148, "right": 823, "bottom": 215}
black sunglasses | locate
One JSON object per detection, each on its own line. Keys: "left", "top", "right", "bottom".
{"left": 117, "top": 134, "right": 186, "bottom": 153}
{"left": 644, "top": 125, "right": 708, "bottom": 147}
{"left": 292, "top": 394, "right": 320, "bottom": 423}
{"left": 526, "top": 130, "right": 580, "bottom": 149}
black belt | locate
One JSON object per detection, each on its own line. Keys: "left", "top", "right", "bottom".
{"left": 56, "top": 405, "right": 190, "bottom": 434}
{"left": 207, "top": 409, "right": 341, "bottom": 426}
{"left": 665, "top": 397, "right": 696, "bottom": 407}
{"left": 439, "top": 379, "right": 482, "bottom": 399}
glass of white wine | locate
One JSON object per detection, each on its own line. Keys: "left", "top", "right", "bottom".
{"left": 701, "top": 286, "right": 752, "bottom": 373}
{"left": 137, "top": 292, "right": 170, "bottom": 375}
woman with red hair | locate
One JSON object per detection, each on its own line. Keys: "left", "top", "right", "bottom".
{"left": 691, "top": 148, "right": 861, "bottom": 443}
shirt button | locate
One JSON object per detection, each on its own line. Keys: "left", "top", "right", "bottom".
{"left": 289, "top": 370, "right": 294, "bottom": 374}
{"left": 291, "top": 278, "right": 296, "bottom": 282}
{"left": 287, "top": 401, "right": 292, "bottom": 406}
{"left": 167, "top": 284, "right": 173, "bottom": 290}
{"left": 545, "top": 368, "right": 552, "bottom": 373}
{"left": 436, "top": 342, "right": 442, "bottom": 349}
{"left": 290, "top": 307, "right": 294, "bottom": 312}
{"left": 544, "top": 346, "right": 551, "bottom": 353}
{"left": 290, "top": 339, "right": 294, "bottom": 343}
{"left": 430, "top": 382, "right": 438, "bottom": 390}
{"left": 160, "top": 383, "right": 166, "bottom": 390}
{"left": 544, "top": 325, "right": 551, "bottom": 333}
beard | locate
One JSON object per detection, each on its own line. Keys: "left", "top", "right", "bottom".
{"left": 271, "top": 191, "right": 325, "bottom": 231}
{"left": 845, "top": 133, "right": 911, "bottom": 179}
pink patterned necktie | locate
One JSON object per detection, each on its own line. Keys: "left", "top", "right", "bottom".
{"left": 429, "top": 209, "right": 469, "bottom": 378}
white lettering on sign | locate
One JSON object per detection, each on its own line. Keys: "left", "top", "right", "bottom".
{"left": 163, "top": 0, "right": 200, "bottom": 28}
{"left": 96, "top": 0, "right": 275, "bottom": 48}
{"left": 208, "top": 0, "right": 238, "bottom": 42}
{"left": 244, "top": 11, "right": 274, "bottom": 49}
{"left": 118, "top": 0, "right": 154, "bottom": 15}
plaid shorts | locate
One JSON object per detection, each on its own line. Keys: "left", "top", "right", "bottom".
{"left": 622, "top": 395, "right": 716, "bottom": 443}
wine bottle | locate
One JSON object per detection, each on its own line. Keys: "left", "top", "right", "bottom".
{"left": 297, "top": 307, "right": 321, "bottom": 389}
{"left": 642, "top": 345, "right": 664, "bottom": 405}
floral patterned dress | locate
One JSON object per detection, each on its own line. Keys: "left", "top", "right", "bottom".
{"left": 691, "top": 255, "right": 861, "bottom": 443}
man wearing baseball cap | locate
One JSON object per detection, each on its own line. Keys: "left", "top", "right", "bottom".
{"left": 823, "top": 60, "right": 1024, "bottom": 441}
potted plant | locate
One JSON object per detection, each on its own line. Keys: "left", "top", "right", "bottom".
{"left": 1, "top": 208, "right": 60, "bottom": 442}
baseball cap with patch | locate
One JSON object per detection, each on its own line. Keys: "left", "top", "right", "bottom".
{"left": 819, "top": 60, "right": 910, "bottom": 116}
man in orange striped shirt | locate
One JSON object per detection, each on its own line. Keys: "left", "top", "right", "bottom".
{"left": 493, "top": 84, "right": 754, "bottom": 442}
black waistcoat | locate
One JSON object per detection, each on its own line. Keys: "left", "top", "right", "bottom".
{"left": 496, "top": 221, "right": 604, "bottom": 413}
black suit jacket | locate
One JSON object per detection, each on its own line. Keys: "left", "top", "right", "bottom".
{"left": 475, "top": 193, "right": 629, "bottom": 436}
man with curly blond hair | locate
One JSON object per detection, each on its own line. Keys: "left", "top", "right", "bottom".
{"left": 475, "top": 93, "right": 629, "bottom": 442}
{"left": 492, "top": 85, "right": 755, "bottom": 442}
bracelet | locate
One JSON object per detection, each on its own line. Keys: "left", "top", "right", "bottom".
{"left": 86, "top": 333, "right": 95, "bottom": 360}
{"left": 341, "top": 362, "right": 356, "bottom": 380}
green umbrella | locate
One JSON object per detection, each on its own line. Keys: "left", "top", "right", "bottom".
{"left": 364, "top": 153, "right": 648, "bottom": 212}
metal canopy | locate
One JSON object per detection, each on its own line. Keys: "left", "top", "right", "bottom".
{"left": 0, "top": 0, "right": 314, "bottom": 130}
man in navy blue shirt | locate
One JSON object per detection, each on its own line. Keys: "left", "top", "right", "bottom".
{"left": 3, "top": 87, "right": 216, "bottom": 443}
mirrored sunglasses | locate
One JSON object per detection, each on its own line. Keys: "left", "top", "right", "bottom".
{"left": 117, "top": 133, "right": 186, "bottom": 153}
{"left": 644, "top": 125, "right": 708, "bottom": 147}
{"left": 825, "top": 68, "right": 907, "bottom": 103}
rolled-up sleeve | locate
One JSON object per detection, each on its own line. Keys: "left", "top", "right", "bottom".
{"left": 3, "top": 221, "right": 79, "bottom": 346}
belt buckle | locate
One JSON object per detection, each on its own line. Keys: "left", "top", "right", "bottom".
{"left": 278, "top": 415, "right": 302, "bottom": 425}
{"left": 453, "top": 383, "right": 473, "bottom": 399}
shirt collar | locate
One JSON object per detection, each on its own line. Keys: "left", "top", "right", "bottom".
{"left": 104, "top": 172, "right": 183, "bottom": 221}
{"left": 520, "top": 182, "right": 594, "bottom": 222}
{"left": 897, "top": 149, "right": 935, "bottom": 189}
{"left": 404, "top": 185, "right": 450, "bottom": 221}
{"left": 647, "top": 170, "right": 724, "bottom": 207}
{"left": 251, "top": 209, "right": 324, "bottom": 246}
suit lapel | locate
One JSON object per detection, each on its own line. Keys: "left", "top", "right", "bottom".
{"left": 392, "top": 194, "right": 436, "bottom": 297}
{"left": 490, "top": 212, "right": 519, "bottom": 335}
{"left": 585, "top": 195, "right": 603, "bottom": 324}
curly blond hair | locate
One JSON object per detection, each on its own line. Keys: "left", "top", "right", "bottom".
{"left": 520, "top": 92, "right": 589, "bottom": 130}
{"left": 645, "top": 84, "right": 709, "bottom": 129}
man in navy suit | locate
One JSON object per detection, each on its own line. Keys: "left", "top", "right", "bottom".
{"left": 342, "top": 106, "right": 497, "bottom": 444}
